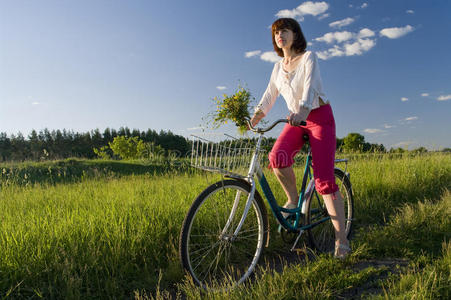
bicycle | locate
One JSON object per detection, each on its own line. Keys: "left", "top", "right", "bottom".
{"left": 179, "top": 119, "right": 354, "bottom": 289}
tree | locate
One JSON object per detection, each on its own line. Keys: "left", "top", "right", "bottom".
{"left": 103, "top": 128, "right": 113, "bottom": 143}
{"left": 389, "top": 147, "right": 406, "bottom": 154}
{"left": 342, "top": 133, "right": 365, "bottom": 153}
{"left": 108, "top": 136, "right": 148, "bottom": 160}
{"left": 91, "top": 129, "right": 103, "bottom": 150}
{"left": 93, "top": 146, "right": 112, "bottom": 160}
{"left": 28, "top": 129, "right": 41, "bottom": 160}
{"left": 10, "top": 133, "right": 28, "bottom": 161}
{"left": 412, "top": 147, "right": 428, "bottom": 154}
{"left": 0, "top": 132, "right": 12, "bottom": 161}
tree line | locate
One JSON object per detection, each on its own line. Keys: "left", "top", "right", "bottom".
{"left": 0, "top": 127, "right": 190, "bottom": 162}
{"left": 1, "top": 128, "right": 447, "bottom": 163}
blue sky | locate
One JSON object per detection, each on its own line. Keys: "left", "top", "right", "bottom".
{"left": 1, "top": 0, "right": 450, "bottom": 149}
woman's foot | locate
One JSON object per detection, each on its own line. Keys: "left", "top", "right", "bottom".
{"left": 281, "top": 201, "right": 297, "bottom": 219}
{"left": 334, "top": 243, "right": 351, "bottom": 259}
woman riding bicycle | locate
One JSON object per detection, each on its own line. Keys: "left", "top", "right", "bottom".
{"left": 250, "top": 18, "right": 350, "bottom": 258}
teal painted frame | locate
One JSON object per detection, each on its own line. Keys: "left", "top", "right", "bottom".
{"left": 257, "top": 154, "right": 331, "bottom": 232}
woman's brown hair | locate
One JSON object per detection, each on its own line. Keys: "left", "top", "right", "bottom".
{"left": 271, "top": 18, "right": 307, "bottom": 57}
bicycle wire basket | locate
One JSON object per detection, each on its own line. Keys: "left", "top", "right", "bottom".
{"left": 190, "top": 134, "right": 268, "bottom": 178}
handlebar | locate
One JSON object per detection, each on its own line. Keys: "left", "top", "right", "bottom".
{"left": 246, "top": 118, "right": 307, "bottom": 134}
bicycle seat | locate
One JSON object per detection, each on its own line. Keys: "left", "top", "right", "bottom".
{"left": 303, "top": 134, "right": 309, "bottom": 141}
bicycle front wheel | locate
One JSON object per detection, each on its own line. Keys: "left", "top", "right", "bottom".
{"left": 179, "top": 179, "right": 268, "bottom": 288}
{"left": 305, "top": 168, "right": 353, "bottom": 253}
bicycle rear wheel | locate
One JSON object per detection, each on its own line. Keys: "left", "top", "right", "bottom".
{"left": 305, "top": 168, "right": 353, "bottom": 253}
{"left": 179, "top": 179, "right": 268, "bottom": 288}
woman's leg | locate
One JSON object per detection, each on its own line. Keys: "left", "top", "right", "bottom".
{"left": 322, "top": 191, "right": 349, "bottom": 252}
{"left": 273, "top": 167, "right": 298, "bottom": 205}
{"left": 308, "top": 105, "right": 349, "bottom": 255}
{"left": 268, "top": 123, "right": 305, "bottom": 206}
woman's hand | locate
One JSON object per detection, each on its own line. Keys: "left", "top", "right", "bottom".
{"left": 248, "top": 110, "right": 265, "bottom": 130}
{"left": 287, "top": 106, "right": 310, "bottom": 126}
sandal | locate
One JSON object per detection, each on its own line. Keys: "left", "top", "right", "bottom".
{"left": 334, "top": 244, "right": 351, "bottom": 259}
{"left": 281, "top": 202, "right": 297, "bottom": 219}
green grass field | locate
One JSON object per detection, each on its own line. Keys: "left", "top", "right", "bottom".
{"left": 1, "top": 153, "right": 450, "bottom": 299}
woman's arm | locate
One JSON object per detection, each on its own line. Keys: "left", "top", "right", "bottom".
{"left": 253, "top": 63, "right": 279, "bottom": 124}
{"left": 250, "top": 109, "right": 265, "bottom": 127}
{"left": 300, "top": 51, "right": 319, "bottom": 110}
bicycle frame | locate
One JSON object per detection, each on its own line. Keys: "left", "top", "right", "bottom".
{"left": 224, "top": 131, "right": 331, "bottom": 239}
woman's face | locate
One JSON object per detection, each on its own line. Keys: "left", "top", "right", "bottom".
{"left": 274, "top": 28, "right": 295, "bottom": 49}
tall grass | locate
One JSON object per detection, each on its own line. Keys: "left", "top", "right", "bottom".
{"left": 0, "top": 153, "right": 450, "bottom": 298}
{"left": 0, "top": 158, "right": 190, "bottom": 186}
{"left": 0, "top": 174, "right": 204, "bottom": 298}
{"left": 168, "top": 188, "right": 451, "bottom": 300}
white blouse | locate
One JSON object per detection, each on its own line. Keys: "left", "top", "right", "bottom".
{"left": 255, "top": 51, "right": 328, "bottom": 115}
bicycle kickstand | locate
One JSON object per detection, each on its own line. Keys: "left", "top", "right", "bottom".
{"left": 290, "top": 229, "right": 305, "bottom": 252}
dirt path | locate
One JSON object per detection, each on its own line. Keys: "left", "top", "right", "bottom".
{"left": 262, "top": 247, "right": 409, "bottom": 300}
{"left": 161, "top": 245, "right": 409, "bottom": 299}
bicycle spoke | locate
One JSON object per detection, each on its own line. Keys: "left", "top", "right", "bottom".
{"left": 192, "top": 240, "right": 221, "bottom": 272}
{"left": 229, "top": 243, "right": 255, "bottom": 258}
{"left": 190, "top": 242, "right": 219, "bottom": 256}
{"left": 190, "top": 233, "right": 220, "bottom": 238}
{"left": 180, "top": 180, "right": 266, "bottom": 287}
{"left": 236, "top": 232, "right": 260, "bottom": 241}
{"left": 306, "top": 169, "right": 353, "bottom": 253}
{"left": 210, "top": 243, "right": 228, "bottom": 281}
{"left": 200, "top": 242, "right": 225, "bottom": 282}
{"left": 236, "top": 227, "right": 259, "bottom": 234}
{"left": 214, "top": 197, "right": 224, "bottom": 232}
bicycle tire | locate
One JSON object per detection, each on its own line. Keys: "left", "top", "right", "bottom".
{"left": 305, "top": 168, "right": 354, "bottom": 253}
{"left": 179, "top": 179, "right": 268, "bottom": 288}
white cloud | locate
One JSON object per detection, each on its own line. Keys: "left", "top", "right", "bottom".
{"left": 343, "top": 38, "right": 376, "bottom": 56}
{"left": 276, "top": 1, "right": 329, "bottom": 20}
{"left": 421, "top": 93, "right": 429, "bottom": 97}
{"left": 317, "top": 45, "right": 345, "bottom": 60}
{"left": 384, "top": 124, "right": 394, "bottom": 129}
{"left": 401, "top": 97, "right": 408, "bottom": 102}
{"left": 297, "top": 1, "right": 329, "bottom": 16}
{"left": 245, "top": 50, "right": 261, "bottom": 58}
{"left": 318, "top": 13, "right": 330, "bottom": 20}
{"left": 315, "top": 28, "right": 374, "bottom": 44}
{"left": 276, "top": 9, "right": 296, "bottom": 19}
{"left": 317, "top": 38, "right": 376, "bottom": 60}
{"left": 358, "top": 28, "right": 375, "bottom": 38}
{"left": 361, "top": 3, "right": 368, "bottom": 9}
{"left": 315, "top": 31, "right": 354, "bottom": 44}
{"left": 437, "top": 94, "right": 451, "bottom": 101}
{"left": 364, "top": 128, "right": 383, "bottom": 134}
{"left": 406, "top": 10, "right": 415, "bottom": 14}
{"left": 260, "top": 51, "right": 281, "bottom": 63}
{"left": 391, "top": 141, "right": 412, "bottom": 149}
{"left": 329, "top": 17, "right": 355, "bottom": 28}
{"left": 380, "top": 25, "right": 414, "bottom": 39}
{"left": 315, "top": 27, "right": 377, "bottom": 60}
{"left": 328, "top": 45, "right": 345, "bottom": 56}
{"left": 187, "top": 126, "right": 205, "bottom": 131}
{"left": 404, "top": 116, "right": 418, "bottom": 121}
{"left": 216, "top": 86, "right": 227, "bottom": 90}
{"left": 31, "top": 102, "right": 40, "bottom": 105}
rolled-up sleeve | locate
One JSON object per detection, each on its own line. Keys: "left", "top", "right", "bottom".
{"left": 255, "top": 63, "right": 279, "bottom": 115}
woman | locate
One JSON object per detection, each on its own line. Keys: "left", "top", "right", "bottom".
{"left": 250, "top": 18, "right": 350, "bottom": 258}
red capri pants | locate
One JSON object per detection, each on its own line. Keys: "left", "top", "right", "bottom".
{"left": 268, "top": 104, "right": 338, "bottom": 195}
